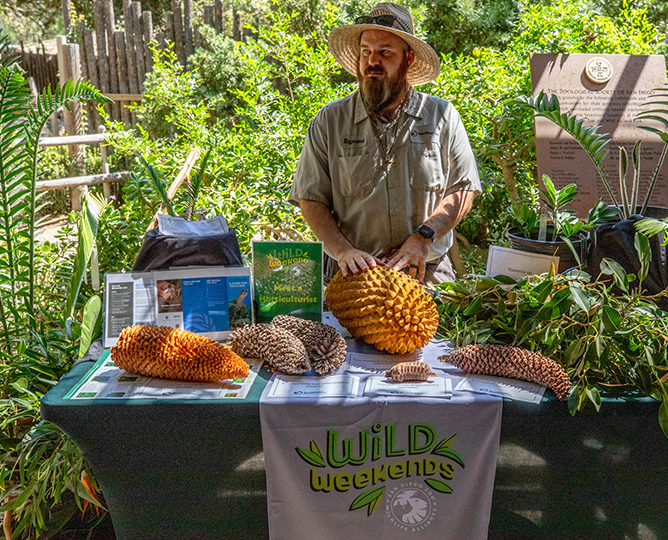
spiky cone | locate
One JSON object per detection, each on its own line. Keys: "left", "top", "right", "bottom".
{"left": 271, "top": 315, "right": 347, "bottom": 375}
{"left": 440, "top": 344, "right": 572, "bottom": 401}
{"left": 386, "top": 362, "right": 437, "bottom": 382}
{"left": 228, "top": 324, "right": 311, "bottom": 375}
{"left": 325, "top": 266, "right": 439, "bottom": 354}
{"left": 110, "top": 325, "right": 249, "bottom": 382}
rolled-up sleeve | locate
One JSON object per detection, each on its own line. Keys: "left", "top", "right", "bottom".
{"left": 442, "top": 106, "right": 481, "bottom": 196}
{"left": 288, "top": 111, "right": 333, "bottom": 208}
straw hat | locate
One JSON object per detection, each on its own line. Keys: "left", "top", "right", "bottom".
{"left": 328, "top": 2, "right": 440, "bottom": 86}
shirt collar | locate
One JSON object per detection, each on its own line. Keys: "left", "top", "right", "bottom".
{"left": 353, "top": 86, "right": 424, "bottom": 124}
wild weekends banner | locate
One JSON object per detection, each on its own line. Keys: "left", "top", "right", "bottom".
{"left": 260, "top": 389, "right": 501, "bottom": 539}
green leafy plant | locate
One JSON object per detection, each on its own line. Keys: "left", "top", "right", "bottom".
{"left": 106, "top": 4, "right": 349, "bottom": 257}
{"left": 435, "top": 232, "right": 668, "bottom": 438}
{"left": 509, "top": 177, "right": 619, "bottom": 241}
{"left": 0, "top": 31, "right": 110, "bottom": 538}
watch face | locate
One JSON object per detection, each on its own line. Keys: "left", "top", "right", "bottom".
{"left": 418, "top": 225, "right": 435, "bottom": 239}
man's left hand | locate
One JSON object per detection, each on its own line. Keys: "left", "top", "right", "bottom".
{"left": 386, "top": 233, "right": 431, "bottom": 281}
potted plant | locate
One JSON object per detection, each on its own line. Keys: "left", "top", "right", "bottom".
{"left": 506, "top": 176, "right": 618, "bottom": 272}
{"left": 504, "top": 89, "right": 668, "bottom": 274}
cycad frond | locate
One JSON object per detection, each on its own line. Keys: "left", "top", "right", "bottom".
{"left": 139, "top": 156, "right": 176, "bottom": 217}
{"left": 21, "top": 78, "right": 113, "bottom": 308}
{"left": 516, "top": 92, "right": 618, "bottom": 207}
{"left": 636, "top": 85, "right": 668, "bottom": 214}
{"left": 186, "top": 149, "right": 211, "bottom": 220}
{"left": 0, "top": 50, "right": 31, "bottom": 314}
{"left": 0, "top": 33, "right": 19, "bottom": 69}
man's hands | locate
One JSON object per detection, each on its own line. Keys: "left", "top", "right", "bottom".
{"left": 386, "top": 233, "right": 431, "bottom": 281}
{"left": 299, "top": 199, "right": 384, "bottom": 278}
{"left": 337, "top": 247, "right": 383, "bottom": 277}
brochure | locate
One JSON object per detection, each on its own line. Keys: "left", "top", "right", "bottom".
{"left": 364, "top": 376, "right": 452, "bottom": 398}
{"left": 104, "top": 266, "right": 252, "bottom": 347}
{"left": 65, "top": 350, "right": 264, "bottom": 400}
{"left": 455, "top": 374, "right": 546, "bottom": 404}
{"left": 252, "top": 241, "right": 323, "bottom": 323}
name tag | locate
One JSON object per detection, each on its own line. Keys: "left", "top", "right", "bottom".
{"left": 410, "top": 126, "right": 439, "bottom": 143}
{"left": 342, "top": 136, "right": 367, "bottom": 148}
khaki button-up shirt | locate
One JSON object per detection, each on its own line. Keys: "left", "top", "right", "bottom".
{"left": 288, "top": 89, "right": 481, "bottom": 261}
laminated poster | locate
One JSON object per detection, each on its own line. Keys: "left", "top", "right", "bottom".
{"left": 252, "top": 241, "right": 323, "bottom": 323}
{"left": 65, "top": 350, "right": 264, "bottom": 401}
{"left": 104, "top": 266, "right": 252, "bottom": 347}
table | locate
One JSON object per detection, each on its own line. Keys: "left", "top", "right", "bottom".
{"left": 41, "top": 350, "right": 668, "bottom": 540}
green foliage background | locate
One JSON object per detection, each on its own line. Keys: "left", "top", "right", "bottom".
{"left": 101, "top": 0, "right": 664, "bottom": 273}
{"left": 0, "top": 0, "right": 667, "bottom": 538}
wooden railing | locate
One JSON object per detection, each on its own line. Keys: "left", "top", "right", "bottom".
{"left": 38, "top": 127, "right": 129, "bottom": 211}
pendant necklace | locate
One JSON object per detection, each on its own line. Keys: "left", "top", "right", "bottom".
{"left": 372, "top": 91, "right": 410, "bottom": 165}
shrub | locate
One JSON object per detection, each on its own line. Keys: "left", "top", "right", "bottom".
{"left": 105, "top": 4, "right": 352, "bottom": 265}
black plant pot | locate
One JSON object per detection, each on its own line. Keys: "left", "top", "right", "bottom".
{"left": 585, "top": 206, "right": 668, "bottom": 308}
{"left": 507, "top": 225, "right": 586, "bottom": 274}
{"left": 627, "top": 205, "right": 668, "bottom": 220}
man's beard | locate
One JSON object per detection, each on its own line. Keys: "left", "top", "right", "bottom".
{"left": 357, "top": 55, "right": 410, "bottom": 121}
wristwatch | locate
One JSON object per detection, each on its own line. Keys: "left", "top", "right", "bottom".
{"left": 415, "top": 224, "right": 435, "bottom": 242}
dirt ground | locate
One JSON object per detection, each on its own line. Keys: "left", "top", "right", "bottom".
{"left": 35, "top": 214, "right": 72, "bottom": 244}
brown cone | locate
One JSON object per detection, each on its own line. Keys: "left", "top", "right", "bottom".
{"left": 440, "top": 344, "right": 572, "bottom": 401}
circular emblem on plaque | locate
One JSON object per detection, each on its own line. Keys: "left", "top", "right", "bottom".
{"left": 585, "top": 57, "right": 613, "bottom": 84}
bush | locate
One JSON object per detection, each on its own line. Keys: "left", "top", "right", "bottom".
{"left": 423, "top": 0, "right": 663, "bottom": 248}
{"left": 105, "top": 4, "right": 352, "bottom": 265}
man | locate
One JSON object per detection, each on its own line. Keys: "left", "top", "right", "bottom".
{"left": 288, "top": 2, "right": 480, "bottom": 285}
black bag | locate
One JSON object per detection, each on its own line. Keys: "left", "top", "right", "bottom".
{"left": 133, "top": 227, "right": 243, "bottom": 272}
{"left": 586, "top": 215, "right": 668, "bottom": 307}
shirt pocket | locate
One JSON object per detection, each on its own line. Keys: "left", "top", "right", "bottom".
{"left": 407, "top": 142, "right": 447, "bottom": 191}
{"left": 336, "top": 153, "right": 376, "bottom": 197}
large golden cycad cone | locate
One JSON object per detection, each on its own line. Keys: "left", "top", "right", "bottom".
{"left": 111, "top": 325, "right": 249, "bottom": 382}
{"left": 325, "top": 266, "right": 439, "bottom": 354}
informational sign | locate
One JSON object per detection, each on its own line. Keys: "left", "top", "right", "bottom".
{"left": 486, "top": 245, "right": 558, "bottom": 279}
{"left": 64, "top": 350, "right": 264, "bottom": 400}
{"left": 104, "top": 266, "right": 252, "bottom": 347}
{"left": 345, "top": 351, "right": 422, "bottom": 373}
{"left": 364, "top": 376, "right": 452, "bottom": 398}
{"left": 267, "top": 374, "right": 360, "bottom": 399}
{"left": 455, "top": 374, "right": 546, "bottom": 404}
{"left": 252, "top": 241, "right": 323, "bottom": 323}
{"left": 531, "top": 53, "right": 668, "bottom": 217}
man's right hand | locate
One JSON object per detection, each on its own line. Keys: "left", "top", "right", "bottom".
{"left": 336, "top": 248, "right": 383, "bottom": 277}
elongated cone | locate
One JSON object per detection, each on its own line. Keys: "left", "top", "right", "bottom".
{"left": 326, "top": 266, "right": 439, "bottom": 354}
{"left": 440, "top": 344, "right": 572, "bottom": 401}
{"left": 111, "top": 325, "right": 249, "bottom": 382}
